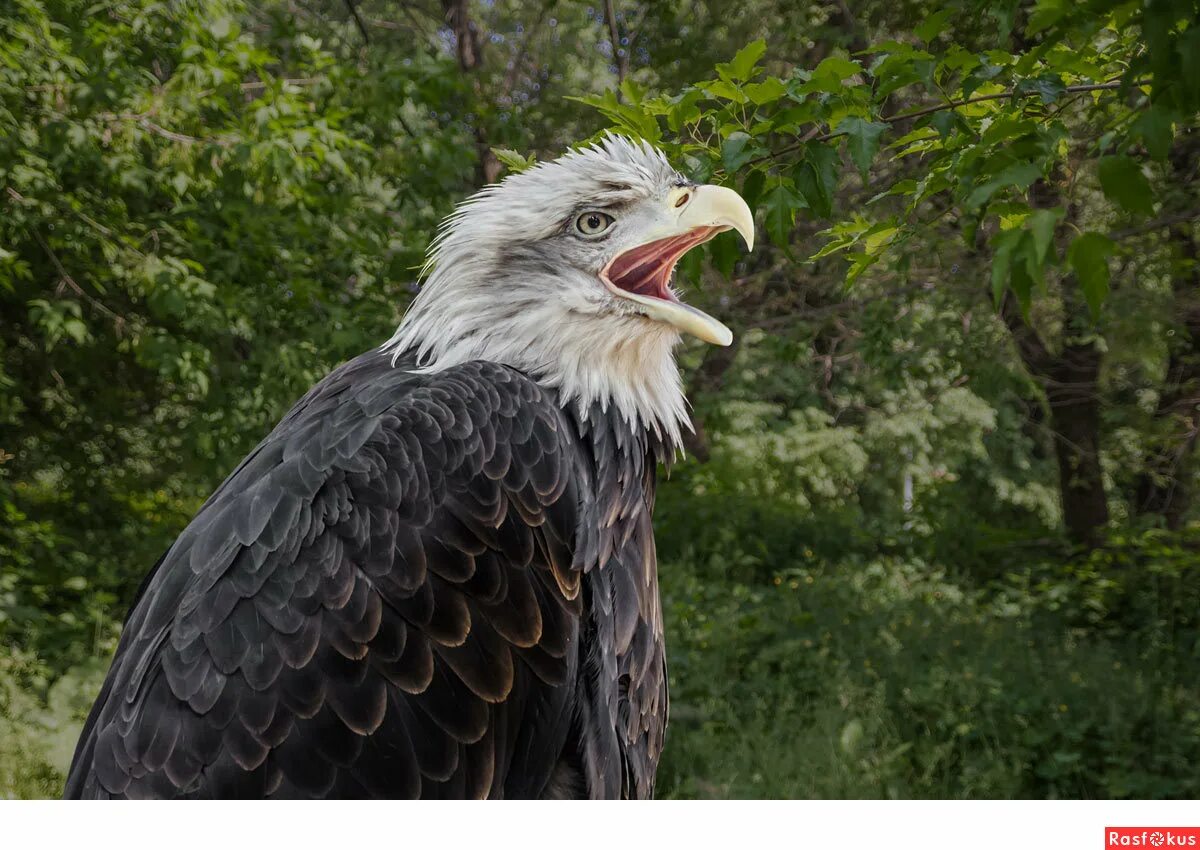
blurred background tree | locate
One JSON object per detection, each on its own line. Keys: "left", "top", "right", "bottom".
{"left": 1, "top": 0, "right": 1197, "bottom": 798}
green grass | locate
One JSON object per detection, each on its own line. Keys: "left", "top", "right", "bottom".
{"left": 656, "top": 555, "right": 1200, "bottom": 799}
{"left": 3, "top": 553, "right": 1197, "bottom": 799}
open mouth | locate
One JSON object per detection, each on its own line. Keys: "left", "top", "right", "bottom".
{"left": 600, "top": 225, "right": 725, "bottom": 302}
{"left": 594, "top": 183, "right": 752, "bottom": 347}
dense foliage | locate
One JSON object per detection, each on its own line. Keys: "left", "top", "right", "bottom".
{"left": 2, "top": 0, "right": 1197, "bottom": 798}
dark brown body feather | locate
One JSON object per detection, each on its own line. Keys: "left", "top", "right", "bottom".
{"left": 64, "top": 351, "right": 668, "bottom": 799}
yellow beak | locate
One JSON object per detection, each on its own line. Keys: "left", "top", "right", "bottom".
{"left": 602, "top": 184, "right": 755, "bottom": 347}
{"left": 676, "top": 184, "right": 755, "bottom": 252}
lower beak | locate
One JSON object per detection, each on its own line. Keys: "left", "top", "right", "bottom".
{"left": 601, "top": 184, "right": 754, "bottom": 346}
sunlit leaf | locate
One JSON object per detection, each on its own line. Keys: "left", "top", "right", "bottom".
{"left": 744, "top": 77, "right": 787, "bottom": 105}
{"left": 719, "top": 38, "right": 767, "bottom": 82}
{"left": 1026, "top": 207, "right": 1063, "bottom": 263}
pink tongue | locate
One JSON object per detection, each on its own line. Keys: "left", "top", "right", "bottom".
{"left": 606, "top": 228, "right": 721, "bottom": 299}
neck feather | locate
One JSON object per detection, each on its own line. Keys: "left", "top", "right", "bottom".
{"left": 382, "top": 270, "right": 691, "bottom": 450}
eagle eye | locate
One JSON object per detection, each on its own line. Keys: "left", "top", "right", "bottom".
{"left": 575, "top": 211, "right": 615, "bottom": 237}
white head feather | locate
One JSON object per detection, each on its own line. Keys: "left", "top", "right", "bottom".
{"left": 384, "top": 135, "right": 700, "bottom": 447}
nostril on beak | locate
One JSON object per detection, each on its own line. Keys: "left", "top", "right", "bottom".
{"left": 674, "top": 192, "right": 690, "bottom": 208}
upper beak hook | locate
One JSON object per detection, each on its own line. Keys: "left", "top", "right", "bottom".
{"left": 676, "top": 184, "right": 755, "bottom": 252}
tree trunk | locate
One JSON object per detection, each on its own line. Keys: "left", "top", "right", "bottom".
{"left": 1134, "top": 227, "right": 1200, "bottom": 527}
{"left": 1134, "top": 134, "right": 1200, "bottom": 529}
{"left": 999, "top": 291, "right": 1110, "bottom": 548}
{"left": 1046, "top": 340, "right": 1110, "bottom": 546}
{"left": 991, "top": 177, "right": 1111, "bottom": 548}
{"left": 441, "top": 0, "right": 501, "bottom": 186}
{"left": 603, "top": 0, "right": 629, "bottom": 93}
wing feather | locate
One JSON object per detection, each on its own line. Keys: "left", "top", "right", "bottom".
{"left": 66, "top": 354, "right": 585, "bottom": 799}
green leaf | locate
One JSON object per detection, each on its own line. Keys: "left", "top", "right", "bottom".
{"left": 1181, "top": 26, "right": 1200, "bottom": 111}
{"left": 568, "top": 90, "right": 663, "bottom": 140}
{"left": 810, "top": 217, "right": 870, "bottom": 260}
{"left": 872, "top": 51, "right": 928, "bottom": 99}
{"left": 1068, "top": 232, "right": 1115, "bottom": 319}
{"left": 1026, "top": 207, "right": 1063, "bottom": 263}
{"left": 988, "top": 224, "right": 1050, "bottom": 309}
{"left": 619, "top": 78, "right": 648, "bottom": 104}
{"left": 741, "top": 168, "right": 767, "bottom": 210}
{"left": 762, "top": 182, "right": 804, "bottom": 248}
{"left": 719, "top": 39, "right": 767, "bottom": 82}
{"left": 709, "top": 230, "right": 740, "bottom": 279}
{"left": 744, "top": 77, "right": 787, "bottom": 105}
{"left": 721, "top": 131, "right": 756, "bottom": 173}
{"left": 681, "top": 152, "right": 716, "bottom": 183}
{"left": 941, "top": 46, "right": 981, "bottom": 72}
{"left": 962, "top": 55, "right": 1004, "bottom": 99}
{"left": 1027, "top": 0, "right": 1069, "bottom": 34}
{"left": 794, "top": 143, "right": 838, "bottom": 219}
{"left": 990, "top": 228, "right": 1023, "bottom": 308}
{"left": 1016, "top": 73, "right": 1066, "bottom": 104}
{"left": 845, "top": 251, "right": 882, "bottom": 285}
{"left": 1131, "top": 106, "right": 1174, "bottom": 162}
{"left": 677, "top": 247, "right": 703, "bottom": 284}
{"left": 930, "top": 111, "right": 960, "bottom": 138}
{"left": 1020, "top": 231, "right": 1047, "bottom": 292}
{"left": 492, "top": 147, "right": 536, "bottom": 173}
{"left": 666, "top": 88, "right": 705, "bottom": 131}
{"left": 862, "top": 222, "right": 898, "bottom": 255}
{"left": 701, "top": 79, "right": 747, "bottom": 103}
{"left": 966, "top": 162, "right": 1042, "bottom": 209}
{"left": 1009, "top": 249, "right": 1035, "bottom": 313}
{"left": 812, "top": 56, "right": 862, "bottom": 81}
{"left": 838, "top": 117, "right": 888, "bottom": 177}
{"left": 914, "top": 9, "right": 952, "bottom": 43}
{"left": 1097, "top": 157, "right": 1154, "bottom": 216}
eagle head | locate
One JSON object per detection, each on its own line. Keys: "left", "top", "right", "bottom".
{"left": 385, "top": 134, "right": 754, "bottom": 446}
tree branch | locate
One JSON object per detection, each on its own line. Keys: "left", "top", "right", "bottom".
{"left": 885, "top": 80, "right": 1140, "bottom": 124}
{"left": 1110, "top": 209, "right": 1200, "bottom": 241}
{"left": 238, "top": 78, "right": 321, "bottom": 93}
{"left": 344, "top": 0, "right": 370, "bottom": 44}
{"left": 441, "top": 0, "right": 499, "bottom": 185}
{"left": 502, "top": 0, "right": 557, "bottom": 97}
{"left": 998, "top": 290, "right": 1054, "bottom": 378}
{"left": 603, "top": 0, "right": 629, "bottom": 95}
{"left": 753, "top": 79, "right": 1148, "bottom": 166}
{"left": 32, "top": 230, "right": 127, "bottom": 334}
{"left": 97, "top": 112, "right": 224, "bottom": 147}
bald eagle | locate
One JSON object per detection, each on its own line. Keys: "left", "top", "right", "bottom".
{"left": 65, "top": 135, "right": 754, "bottom": 799}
